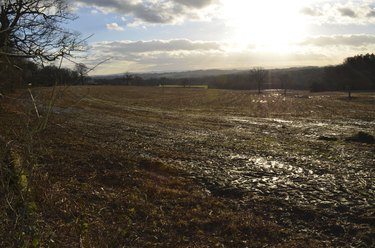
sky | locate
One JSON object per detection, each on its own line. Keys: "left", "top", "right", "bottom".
{"left": 65, "top": 0, "right": 375, "bottom": 75}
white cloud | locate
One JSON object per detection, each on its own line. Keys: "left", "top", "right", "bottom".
{"left": 301, "top": 1, "right": 375, "bottom": 24}
{"left": 74, "top": 0, "right": 219, "bottom": 25}
{"left": 106, "top": 22, "right": 125, "bottom": 31}
{"left": 300, "top": 34, "right": 375, "bottom": 47}
{"left": 68, "top": 1, "right": 375, "bottom": 75}
{"left": 92, "top": 39, "right": 223, "bottom": 54}
{"left": 83, "top": 37, "right": 375, "bottom": 75}
{"left": 81, "top": 37, "right": 358, "bottom": 74}
{"left": 301, "top": 6, "right": 322, "bottom": 16}
{"left": 86, "top": 47, "right": 339, "bottom": 75}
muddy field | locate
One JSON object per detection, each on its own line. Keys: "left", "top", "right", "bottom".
{"left": 45, "top": 86, "right": 374, "bottom": 246}
{"left": 2, "top": 86, "right": 374, "bottom": 247}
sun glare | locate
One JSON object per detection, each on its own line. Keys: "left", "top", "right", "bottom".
{"left": 221, "top": 0, "right": 308, "bottom": 52}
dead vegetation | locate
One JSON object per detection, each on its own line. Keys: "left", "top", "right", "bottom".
{"left": 1, "top": 86, "right": 374, "bottom": 247}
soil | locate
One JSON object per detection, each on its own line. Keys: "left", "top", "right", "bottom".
{"left": 1, "top": 86, "right": 374, "bottom": 247}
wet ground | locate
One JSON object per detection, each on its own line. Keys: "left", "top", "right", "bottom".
{"left": 43, "top": 87, "right": 375, "bottom": 246}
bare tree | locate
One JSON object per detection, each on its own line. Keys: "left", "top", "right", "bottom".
{"left": 124, "top": 72, "right": 133, "bottom": 86}
{"left": 250, "top": 67, "right": 268, "bottom": 94}
{"left": 280, "top": 73, "right": 290, "bottom": 96}
{"left": 0, "top": 0, "right": 85, "bottom": 64}
{"left": 75, "top": 63, "right": 89, "bottom": 85}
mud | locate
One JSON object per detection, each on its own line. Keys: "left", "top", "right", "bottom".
{"left": 43, "top": 87, "right": 375, "bottom": 246}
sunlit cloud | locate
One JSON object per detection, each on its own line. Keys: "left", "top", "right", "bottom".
{"left": 301, "top": 6, "right": 323, "bottom": 16}
{"left": 92, "top": 39, "right": 223, "bottom": 54}
{"left": 67, "top": 0, "right": 375, "bottom": 75}
{"left": 300, "top": 34, "right": 375, "bottom": 47}
{"left": 82, "top": 36, "right": 373, "bottom": 75}
{"left": 301, "top": 1, "right": 375, "bottom": 24}
{"left": 106, "top": 23, "right": 125, "bottom": 31}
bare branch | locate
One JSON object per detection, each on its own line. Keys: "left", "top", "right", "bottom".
{"left": 1, "top": 0, "right": 86, "bottom": 64}
{"left": 250, "top": 67, "right": 268, "bottom": 94}
{"left": 87, "top": 58, "right": 111, "bottom": 74}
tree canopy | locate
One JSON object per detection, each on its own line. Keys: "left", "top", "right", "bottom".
{"left": 321, "top": 53, "right": 375, "bottom": 92}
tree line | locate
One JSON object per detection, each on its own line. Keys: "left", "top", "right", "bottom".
{"left": 317, "top": 53, "right": 375, "bottom": 93}
{"left": 2, "top": 53, "right": 374, "bottom": 93}
{"left": 0, "top": 58, "right": 89, "bottom": 91}
{"left": 93, "top": 54, "right": 375, "bottom": 93}
{"left": 93, "top": 66, "right": 323, "bottom": 91}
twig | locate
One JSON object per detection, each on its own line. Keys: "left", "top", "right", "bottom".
{"left": 86, "top": 57, "right": 112, "bottom": 74}
{"left": 28, "top": 88, "right": 41, "bottom": 119}
{"left": 0, "top": 51, "right": 35, "bottom": 58}
{"left": 64, "top": 56, "right": 112, "bottom": 74}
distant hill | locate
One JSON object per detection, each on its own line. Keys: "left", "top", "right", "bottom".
{"left": 93, "top": 69, "right": 246, "bottom": 80}
{"left": 93, "top": 67, "right": 321, "bottom": 80}
{"left": 92, "top": 66, "right": 327, "bottom": 90}
{"left": 136, "top": 69, "right": 246, "bottom": 79}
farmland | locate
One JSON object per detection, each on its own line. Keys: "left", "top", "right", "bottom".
{"left": 1, "top": 86, "right": 374, "bottom": 247}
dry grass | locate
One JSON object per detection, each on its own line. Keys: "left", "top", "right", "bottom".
{"left": 31, "top": 86, "right": 375, "bottom": 122}
{"left": 1, "top": 86, "right": 374, "bottom": 247}
{"left": 0, "top": 113, "right": 300, "bottom": 247}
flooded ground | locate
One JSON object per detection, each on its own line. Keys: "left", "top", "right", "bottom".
{"left": 40, "top": 86, "right": 375, "bottom": 246}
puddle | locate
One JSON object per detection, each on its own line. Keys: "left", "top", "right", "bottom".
{"left": 78, "top": 107, "right": 375, "bottom": 247}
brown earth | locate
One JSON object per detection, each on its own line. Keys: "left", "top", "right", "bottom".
{"left": 1, "top": 86, "right": 374, "bottom": 247}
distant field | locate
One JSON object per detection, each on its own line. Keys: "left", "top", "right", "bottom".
{"left": 1, "top": 86, "right": 374, "bottom": 247}
{"left": 42, "top": 86, "right": 375, "bottom": 120}
{"left": 158, "top": 84, "right": 209, "bottom": 89}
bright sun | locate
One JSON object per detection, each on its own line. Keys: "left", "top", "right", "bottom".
{"left": 221, "top": 0, "right": 308, "bottom": 52}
